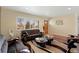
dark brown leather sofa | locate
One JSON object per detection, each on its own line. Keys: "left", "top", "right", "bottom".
{"left": 21, "top": 29, "right": 43, "bottom": 43}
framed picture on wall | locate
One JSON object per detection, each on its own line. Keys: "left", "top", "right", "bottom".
{"left": 55, "top": 20, "right": 63, "bottom": 25}
{"left": 16, "top": 17, "right": 39, "bottom": 31}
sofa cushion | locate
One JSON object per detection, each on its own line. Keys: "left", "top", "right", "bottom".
{"left": 25, "top": 29, "right": 40, "bottom": 36}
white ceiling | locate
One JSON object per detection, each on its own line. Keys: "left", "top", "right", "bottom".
{"left": 3, "top": 6, "right": 79, "bottom": 17}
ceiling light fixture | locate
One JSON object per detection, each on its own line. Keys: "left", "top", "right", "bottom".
{"left": 25, "top": 8, "right": 29, "bottom": 10}
{"left": 68, "top": 8, "right": 71, "bottom": 10}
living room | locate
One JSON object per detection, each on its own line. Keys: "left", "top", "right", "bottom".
{"left": 0, "top": 6, "right": 79, "bottom": 53}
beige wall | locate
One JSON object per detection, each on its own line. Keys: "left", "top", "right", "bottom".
{"left": 48, "top": 15, "right": 76, "bottom": 36}
{"left": 0, "top": 7, "right": 1, "bottom": 33}
{"left": 0, "top": 7, "right": 77, "bottom": 38}
{"left": 1, "top": 7, "right": 45, "bottom": 39}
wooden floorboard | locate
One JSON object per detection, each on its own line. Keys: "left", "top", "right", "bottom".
{"left": 27, "top": 41, "right": 49, "bottom": 53}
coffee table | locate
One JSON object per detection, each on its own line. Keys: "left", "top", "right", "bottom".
{"left": 35, "top": 35, "right": 53, "bottom": 47}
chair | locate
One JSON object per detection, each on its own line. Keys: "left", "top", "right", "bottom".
{"left": 0, "top": 34, "right": 8, "bottom": 53}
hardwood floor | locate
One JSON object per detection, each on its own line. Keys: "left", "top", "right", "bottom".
{"left": 53, "top": 34, "right": 68, "bottom": 43}
{"left": 51, "top": 40, "right": 68, "bottom": 51}
{"left": 25, "top": 34, "right": 79, "bottom": 53}
{"left": 27, "top": 41, "right": 48, "bottom": 53}
{"left": 27, "top": 40, "right": 67, "bottom": 53}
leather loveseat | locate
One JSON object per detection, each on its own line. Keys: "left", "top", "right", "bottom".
{"left": 21, "top": 29, "right": 43, "bottom": 43}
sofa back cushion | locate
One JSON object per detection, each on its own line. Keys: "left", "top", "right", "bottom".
{"left": 22, "top": 29, "right": 41, "bottom": 36}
